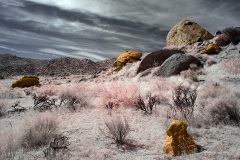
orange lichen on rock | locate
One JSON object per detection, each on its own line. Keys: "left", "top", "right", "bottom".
{"left": 201, "top": 43, "right": 220, "bottom": 54}
{"left": 164, "top": 120, "right": 198, "bottom": 156}
{"left": 12, "top": 76, "right": 40, "bottom": 88}
{"left": 113, "top": 50, "right": 142, "bottom": 71}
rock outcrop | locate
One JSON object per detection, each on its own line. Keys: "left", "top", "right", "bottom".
{"left": 113, "top": 50, "right": 142, "bottom": 71}
{"left": 157, "top": 53, "right": 201, "bottom": 77}
{"left": 166, "top": 19, "right": 213, "bottom": 46}
{"left": 164, "top": 120, "right": 198, "bottom": 156}
{"left": 137, "top": 49, "right": 184, "bottom": 74}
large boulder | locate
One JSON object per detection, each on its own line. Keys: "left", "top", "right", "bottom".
{"left": 137, "top": 49, "right": 184, "bottom": 74}
{"left": 164, "top": 120, "right": 198, "bottom": 156}
{"left": 166, "top": 19, "right": 214, "bottom": 46}
{"left": 12, "top": 76, "right": 40, "bottom": 88}
{"left": 156, "top": 53, "right": 201, "bottom": 77}
{"left": 113, "top": 50, "right": 142, "bottom": 71}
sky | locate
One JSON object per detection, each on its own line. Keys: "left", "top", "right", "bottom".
{"left": 0, "top": 0, "right": 239, "bottom": 61}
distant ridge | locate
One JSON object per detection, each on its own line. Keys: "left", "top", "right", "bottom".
{"left": 0, "top": 53, "right": 115, "bottom": 77}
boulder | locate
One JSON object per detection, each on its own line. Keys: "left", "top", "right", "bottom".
{"left": 137, "top": 49, "right": 184, "bottom": 74}
{"left": 12, "top": 76, "right": 40, "bottom": 88}
{"left": 164, "top": 120, "right": 198, "bottom": 156}
{"left": 201, "top": 43, "right": 220, "bottom": 54}
{"left": 166, "top": 19, "right": 214, "bottom": 46}
{"left": 156, "top": 53, "right": 201, "bottom": 77}
{"left": 113, "top": 50, "right": 142, "bottom": 71}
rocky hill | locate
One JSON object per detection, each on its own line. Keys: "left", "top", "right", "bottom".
{"left": 0, "top": 53, "right": 115, "bottom": 78}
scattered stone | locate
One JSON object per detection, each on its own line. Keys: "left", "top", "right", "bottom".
{"left": 157, "top": 53, "right": 202, "bottom": 77}
{"left": 137, "top": 49, "right": 184, "bottom": 74}
{"left": 164, "top": 120, "right": 198, "bottom": 156}
{"left": 166, "top": 19, "right": 213, "bottom": 46}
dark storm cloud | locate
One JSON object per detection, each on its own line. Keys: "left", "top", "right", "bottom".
{"left": 0, "top": 0, "right": 239, "bottom": 61}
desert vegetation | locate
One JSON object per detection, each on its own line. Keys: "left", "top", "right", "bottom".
{"left": 1, "top": 47, "right": 240, "bottom": 159}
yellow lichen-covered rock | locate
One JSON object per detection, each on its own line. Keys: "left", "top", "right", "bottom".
{"left": 113, "top": 50, "right": 142, "bottom": 71}
{"left": 12, "top": 76, "right": 40, "bottom": 88}
{"left": 200, "top": 43, "right": 220, "bottom": 54}
{"left": 164, "top": 120, "right": 198, "bottom": 156}
{"left": 166, "top": 19, "right": 213, "bottom": 46}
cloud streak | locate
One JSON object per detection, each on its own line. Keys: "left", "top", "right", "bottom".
{"left": 0, "top": 0, "right": 239, "bottom": 61}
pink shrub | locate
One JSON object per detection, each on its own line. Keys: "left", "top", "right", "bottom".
{"left": 150, "top": 67, "right": 160, "bottom": 76}
{"left": 97, "top": 81, "right": 139, "bottom": 108}
{"left": 149, "top": 77, "right": 178, "bottom": 104}
{"left": 213, "top": 34, "right": 230, "bottom": 46}
{"left": 35, "top": 84, "right": 59, "bottom": 96}
{"left": 163, "top": 44, "right": 182, "bottom": 50}
{"left": 184, "top": 45, "right": 201, "bottom": 56}
{"left": 220, "top": 55, "right": 240, "bottom": 74}
{"left": 206, "top": 58, "right": 216, "bottom": 66}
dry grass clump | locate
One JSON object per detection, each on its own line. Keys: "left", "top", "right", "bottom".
{"left": 59, "top": 90, "right": 88, "bottom": 112}
{"left": 20, "top": 113, "right": 58, "bottom": 150}
{"left": 101, "top": 116, "right": 130, "bottom": 145}
{"left": 210, "top": 100, "right": 240, "bottom": 126}
{"left": 0, "top": 134, "right": 19, "bottom": 160}
{"left": 0, "top": 101, "right": 6, "bottom": 117}
{"left": 0, "top": 88, "right": 23, "bottom": 99}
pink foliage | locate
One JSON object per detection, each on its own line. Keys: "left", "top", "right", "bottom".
{"left": 184, "top": 45, "right": 200, "bottom": 56}
{"left": 150, "top": 67, "right": 160, "bottom": 76}
{"left": 206, "top": 58, "right": 216, "bottom": 66}
{"left": 36, "top": 84, "right": 59, "bottom": 96}
{"left": 213, "top": 34, "right": 230, "bottom": 46}
{"left": 97, "top": 81, "right": 139, "bottom": 108}
{"left": 220, "top": 56, "right": 240, "bottom": 74}
{"left": 163, "top": 44, "right": 182, "bottom": 50}
{"left": 149, "top": 77, "right": 178, "bottom": 104}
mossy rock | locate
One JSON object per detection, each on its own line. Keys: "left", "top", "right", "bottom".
{"left": 12, "top": 76, "right": 40, "bottom": 88}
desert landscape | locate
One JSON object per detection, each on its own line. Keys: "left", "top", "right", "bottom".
{"left": 1, "top": 27, "right": 240, "bottom": 159}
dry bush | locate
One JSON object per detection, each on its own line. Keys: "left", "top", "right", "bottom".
{"left": 210, "top": 100, "right": 240, "bottom": 126}
{"left": 32, "top": 94, "right": 58, "bottom": 112}
{"left": 0, "top": 101, "right": 6, "bottom": 117}
{"left": 135, "top": 94, "right": 157, "bottom": 114}
{"left": 171, "top": 85, "right": 197, "bottom": 121}
{"left": 20, "top": 113, "right": 58, "bottom": 150}
{"left": 101, "top": 116, "right": 130, "bottom": 145}
{"left": 8, "top": 101, "right": 27, "bottom": 114}
{"left": 43, "top": 135, "right": 70, "bottom": 159}
{"left": 0, "top": 134, "right": 19, "bottom": 160}
{"left": 59, "top": 90, "right": 87, "bottom": 112}
{"left": 0, "top": 88, "right": 23, "bottom": 99}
